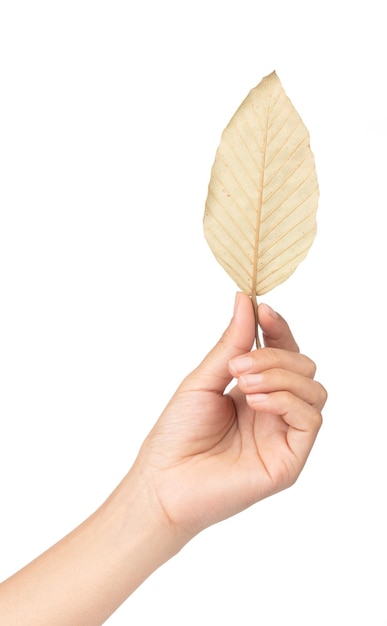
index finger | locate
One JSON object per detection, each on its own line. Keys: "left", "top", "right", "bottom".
{"left": 258, "top": 303, "right": 300, "bottom": 353}
{"left": 229, "top": 346, "right": 316, "bottom": 379}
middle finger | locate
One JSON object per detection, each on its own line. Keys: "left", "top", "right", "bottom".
{"left": 237, "top": 368, "right": 327, "bottom": 410}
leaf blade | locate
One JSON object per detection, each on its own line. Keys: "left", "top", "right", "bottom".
{"left": 203, "top": 71, "right": 319, "bottom": 297}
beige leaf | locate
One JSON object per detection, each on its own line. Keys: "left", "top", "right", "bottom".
{"left": 203, "top": 71, "right": 319, "bottom": 345}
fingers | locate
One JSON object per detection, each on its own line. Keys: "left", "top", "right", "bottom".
{"left": 229, "top": 346, "right": 317, "bottom": 380}
{"left": 257, "top": 303, "right": 299, "bottom": 353}
{"left": 228, "top": 343, "right": 327, "bottom": 463}
{"left": 242, "top": 390, "right": 323, "bottom": 461}
{"left": 181, "top": 292, "right": 255, "bottom": 394}
{"left": 245, "top": 390, "right": 323, "bottom": 432}
{"left": 229, "top": 348, "right": 327, "bottom": 417}
{"left": 237, "top": 369, "right": 327, "bottom": 410}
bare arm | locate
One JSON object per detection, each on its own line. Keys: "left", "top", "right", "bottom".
{"left": 0, "top": 294, "right": 326, "bottom": 625}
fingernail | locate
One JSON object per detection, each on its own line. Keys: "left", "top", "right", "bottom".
{"left": 233, "top": 291, "right": 241, "bottom": 316}
{"left": 260, "top": 303, "right": 279, "bottom": 319}
{"left": 230, "top": 356, "right": 253, "bottom": 374}
{"left": 240, "top": 373, "right": 264, "bottom": 386}
{"left": 247, "top": 393, "right": 269, "bottom": 403}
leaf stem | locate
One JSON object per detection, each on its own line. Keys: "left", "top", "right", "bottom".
{"left": 251, "top": 295, "right": 261, "bottom": 349}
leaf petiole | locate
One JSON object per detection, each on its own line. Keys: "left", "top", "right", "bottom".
{"left": 251, "top": 295, "right": 261, "bottom": 350}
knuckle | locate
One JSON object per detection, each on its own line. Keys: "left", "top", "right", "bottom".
{"left": 281, "top": 389, "right": 294, "bottom": 405}
{"left": 303, "top": 355, "right": 317, "bottom": 378}
{"left": 317, "top": 382, "right": 328, "bottom": 407}
{"left": 260, "top": 346, "right": 281, "bottom": 368}
{"left": 261, "top": 367, "right": 287, "bottom": 390}
{"left": 310, "top": 406, "right": 323, "bottom": 430}
{"left": 277, "top": 368, "right": 291, "bottom": 390}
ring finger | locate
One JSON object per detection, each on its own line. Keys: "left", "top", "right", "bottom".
{"left": 237, "top": 368, "right": 327, "bottom": 410}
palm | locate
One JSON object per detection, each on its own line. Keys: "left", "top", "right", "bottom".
{"left": 141, "top": 384, "right": 298, "bottom": 534}
{"left": 137, "top": 294, "right": 324, "bottom": 537}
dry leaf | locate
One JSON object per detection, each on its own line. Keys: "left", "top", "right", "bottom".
{"left": 203, "top": 71, "right": 319, "bottom": 347}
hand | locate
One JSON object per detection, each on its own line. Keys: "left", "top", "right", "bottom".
{"left": 133, "top": 292, "right": 327, "bottom": 542}
{"left": 0, "top": 293, "right": 327, "bottom": 625}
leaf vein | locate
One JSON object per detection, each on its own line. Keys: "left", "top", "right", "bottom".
{"left": 261, "top": 171, "right": 318, "bottom": 224}
{"left": 265, "top": 117, "right": 305, "bottom": 169}
{"left": 259, "top": 204, "right": 317, "bottom": 258}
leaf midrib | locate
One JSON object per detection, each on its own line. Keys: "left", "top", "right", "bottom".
{"left": 251, "top": 75, "right": 273, "bottom": 298}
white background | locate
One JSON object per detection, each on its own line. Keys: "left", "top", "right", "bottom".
{"left": 0, "top": 1, "right": 386, "bottom": 624}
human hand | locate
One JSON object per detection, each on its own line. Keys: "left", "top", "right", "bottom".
{"left": 132, "top": 292, "right": 327, "bottom": 544}
{"left": 0, "top": 293, "right": 327, "bottom": 626}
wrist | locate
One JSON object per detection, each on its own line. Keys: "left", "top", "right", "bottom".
{"left": 103, "top": 463, "right": 189, "bottom": 583}
{"left": 0, "top": 465, "right": 187, "bottom": 626}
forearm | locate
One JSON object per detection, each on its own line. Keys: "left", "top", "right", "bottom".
{"left": 0, "top": 469, "right": 182, "bottom": 626}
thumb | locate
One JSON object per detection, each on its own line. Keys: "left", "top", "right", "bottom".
{"left": 184, "top": 292, "right": 255, "bottom": 394}
{"left": 258, "top": 302, "right": 300, "bottom": 353}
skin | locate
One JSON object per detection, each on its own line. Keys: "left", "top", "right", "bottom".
{"left": 0, "top": 293, "right": 327, "bottom": 625}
